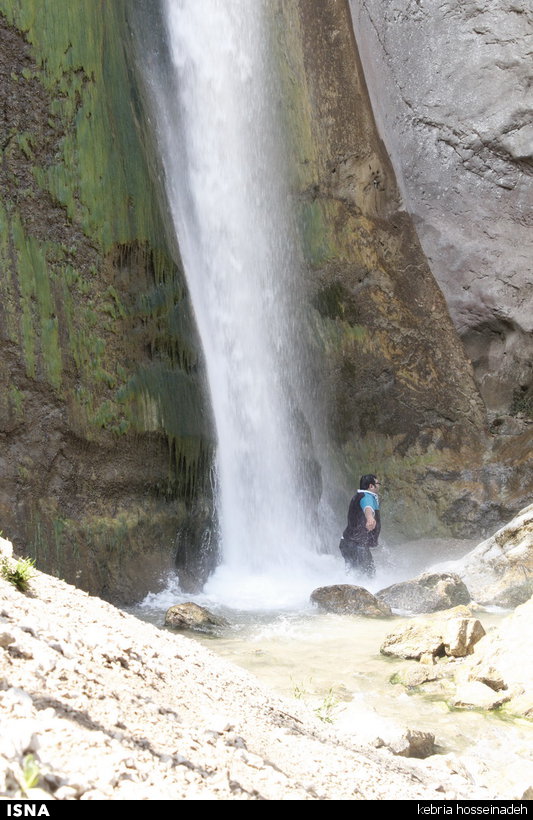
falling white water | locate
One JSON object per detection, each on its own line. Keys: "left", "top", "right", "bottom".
{"left": 138, "top": 0, "right": 348, "bottom": 608}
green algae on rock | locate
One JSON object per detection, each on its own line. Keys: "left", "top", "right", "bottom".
{"left": 0, "top": 1, "right": 213, "bottom": 602}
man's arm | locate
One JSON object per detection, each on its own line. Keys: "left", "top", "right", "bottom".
{"left": 364, "top": 506, "right": 376, "bottom": 531}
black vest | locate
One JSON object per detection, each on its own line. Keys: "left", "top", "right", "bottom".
{"left": 343, "top": 491, "right": 381, "bottom": 547}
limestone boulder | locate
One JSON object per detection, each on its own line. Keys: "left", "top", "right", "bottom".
{"left": 310, "top": 585, "right": 392, "bottom": 617}
{"left": 432, "top": 504, "right": 533, "bottom": 607}
{"left": 381, "top": 615, "right": 485, "bottom": 661}
{"left": 384, "top": 595, "right": 533, "bottom": 719}
{"left": 460, "top": 595, "right": 533, "bottom": 718}
{"left": 381, "top": 622, "right": 445, "bottom": 661}
{"left": 443, "top": 617, "right": 487, "bottom": 658}
{"left": 164, "top": 603, "right": 229, "bottom": 634}
{"left": 391, "top": 665, "right": 443, "bottom": 689}
{"left": 376, "top": 572, "right": 471, "bottom": 614}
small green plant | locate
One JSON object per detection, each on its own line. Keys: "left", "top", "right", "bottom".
{"left": 1, "top": 556, "right": 35, "bottom": 592}
{"left": 20, "top": 754, "right": 41, "bottom": 794}
{"left": 314, "top": 689, "right": 339, "bottom": 724}
{"left": 291, "top": 680, "right": 309, "bottom": 700}
{"left": 291, "top": 679, "right": 340, "bottom": 724}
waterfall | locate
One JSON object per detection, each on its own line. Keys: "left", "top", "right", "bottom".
{"left": 134, "top": 0, "right": 344, "bottom": 608}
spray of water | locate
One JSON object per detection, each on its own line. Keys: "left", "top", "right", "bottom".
{"left": 136, "top": 0, "right": 350, "bottom": 609}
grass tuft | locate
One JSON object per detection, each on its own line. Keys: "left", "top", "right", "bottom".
{"left": 21, "top": 754, "right": 41, "bottom": 794}
{"left": 1, "top": 556, "right": 35, "bottom": 592}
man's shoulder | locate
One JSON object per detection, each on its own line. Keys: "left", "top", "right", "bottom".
{"left": 360, "top": 491, "right": 379, "bottom": 509}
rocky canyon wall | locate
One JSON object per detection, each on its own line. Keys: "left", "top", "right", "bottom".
{"left": 348, "top": 0, "right": 533, "bottom": 417}
{"left": 273, "top": 0, "right": 531, "bottom": 538}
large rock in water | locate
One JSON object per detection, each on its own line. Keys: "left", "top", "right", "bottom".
{"left": 431, "top": 504, "right": 533, "bottom": 607}
{"left": 376, "top": 572, "right": 471, "bottom": 614}
{"left": 375, "top": 729, "right": 436, "bottom": 760}
{"left": 164, "top": 603, "right": 229, "bottom": 634}
{"left": 381, "top": 614, "right": 486, "bottom": 661}
{"left": 310, "top": 585, "right": 392, "bottom": 617}
{"left": 450, "top": 682, "right": 511, "bottom": 712}
{"left": 311, "top": 584, "right": 392, "bottom": 618}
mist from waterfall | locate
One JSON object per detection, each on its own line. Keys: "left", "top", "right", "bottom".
{"left": 134, "top": 0, "right": 347, "bottom": 608}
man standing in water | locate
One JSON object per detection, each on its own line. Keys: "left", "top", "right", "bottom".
{"left": 339, "top": 475, "right": 381, "bottom": 577}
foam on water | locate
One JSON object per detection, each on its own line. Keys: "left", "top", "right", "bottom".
{"left": 138, "top": 533, "right": 479, "bottom": 614}
{"left": 139, "top": 550, "right": 412, "bottom": 615}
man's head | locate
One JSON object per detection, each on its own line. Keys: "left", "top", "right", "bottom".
{"left": 360, "top": 474, "right": 379, "bottom": 491}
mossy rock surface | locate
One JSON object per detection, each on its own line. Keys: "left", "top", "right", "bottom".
{"left": 0, "top": 2, "right": 213, "bottom": 601}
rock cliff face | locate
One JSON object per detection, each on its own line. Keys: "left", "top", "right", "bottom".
{"left": 0, "top": 1, "right": 214, "bottom": 602}
{"left": 349, "top": 0, "right": 533, "bottom": 415}
{"left": 273, "top": 0, "right": 530, "bottom": 537}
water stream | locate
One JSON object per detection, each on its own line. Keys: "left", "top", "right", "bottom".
{"left": 135, "top": 0, "right": 345, "bottom": 608}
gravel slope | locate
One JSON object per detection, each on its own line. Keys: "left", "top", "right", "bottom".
{"left": 0, "top": 566, "right": 494, "bottom": 801}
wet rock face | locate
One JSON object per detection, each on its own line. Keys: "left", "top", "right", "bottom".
{"left": 349, "top": 0, "right": 533, "bottom": 413}
{"left": 0, "top": 11, "right": 214, "bottom": 603}
{"left": 275, "top": 0, "right": 511, "bottom": 539}
{"left": 285, "top": 0, "right": 486, "bottom": 444}
{"left": 174, "top": 502, "right": 219, "bottom": 594}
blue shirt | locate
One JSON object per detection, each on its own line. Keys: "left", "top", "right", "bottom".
{"left": 359, "top": 491, "right": 379, "bottom": 513}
